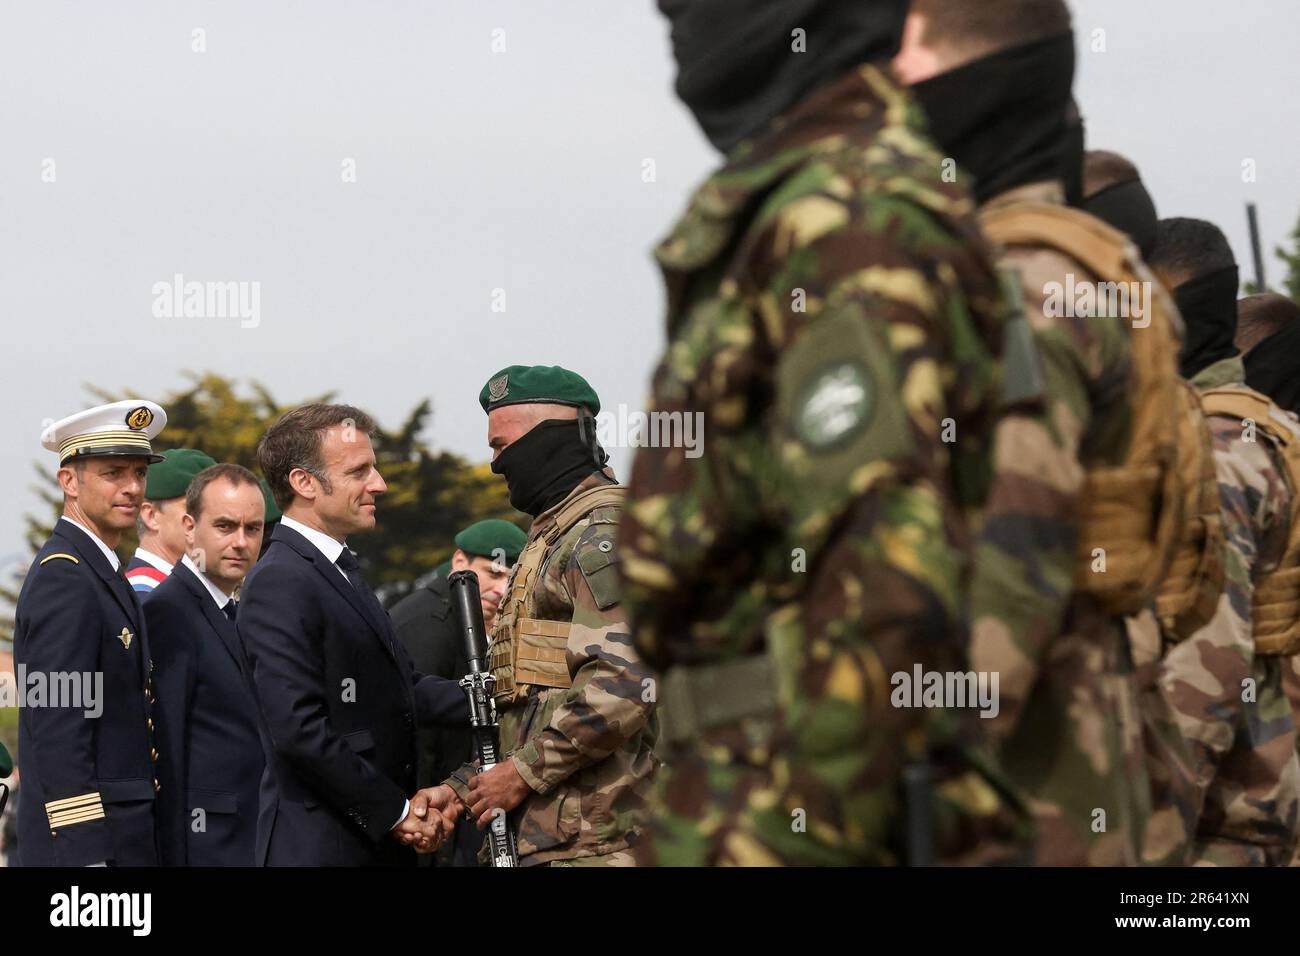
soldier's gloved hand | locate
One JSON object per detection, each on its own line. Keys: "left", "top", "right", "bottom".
{"left": 467, "top": 761, "right": 532, "bottom": 830}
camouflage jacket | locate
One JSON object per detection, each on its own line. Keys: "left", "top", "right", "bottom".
{"left": 620, "top": 64, "right": 1029, "bottom": 865}
{"left": 968, "top": 181, "right": 1163, "bottom": 865}
{"left": 1157, "top": 356, "right": 1300, "bottom": 865}
{"left": 447, "top": 469, "right": 659, "bottom": 866}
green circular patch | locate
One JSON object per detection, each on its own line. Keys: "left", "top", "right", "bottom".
{"left": 794, "top": 361, "right": 874, "bottom": 451}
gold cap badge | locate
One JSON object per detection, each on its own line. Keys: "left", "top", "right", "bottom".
{"left": 125, "top": 406, "right": 154, "bottom": 430}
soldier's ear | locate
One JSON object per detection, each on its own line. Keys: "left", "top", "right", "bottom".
{"left": 451, "top": 549, "right": 470, "bottom": 572}
{"left": 139, "top": 500, "right": 162, "bottom": 534}
{"left": 892, "top": 13, "right": 944, "bottom": 85}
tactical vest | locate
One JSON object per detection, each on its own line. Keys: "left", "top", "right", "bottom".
{"left": 1200, "top": 386, "right": 1300, "bottom": 656}
{"left": 1154, "top": 381, "right": 1227, "bottom": 641}
{"left": 487, "top": 484, "right": 627, "bottom": 706}
{"left": 980, "top": 203, "right": 1185, "bottom": 616}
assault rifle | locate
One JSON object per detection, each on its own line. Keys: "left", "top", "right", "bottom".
{"left": 448, "top": 570, "right": 518, "bottom": 867}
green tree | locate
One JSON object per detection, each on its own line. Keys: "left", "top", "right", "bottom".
{"left": 0, "top": 373, "right": 520, "bottom": 640}
{"left": 1277, "top": 211, "right": 1300, "bottom": 302}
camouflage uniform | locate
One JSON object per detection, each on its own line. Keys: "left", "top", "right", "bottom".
{"left": 619, "top": 64, "right": 1030, "bottom": 866}
{"left": 967, "top": 180, "right": 1174, "bottom": 866}
{"left": 1285, "top": 661, "right": 1300, "bottom": 865}
{"left": 1157, "top": 357, "right": 1300, "bottom": 866}
{"left": 446, "top": 469, "right": 659, "bottom": 866}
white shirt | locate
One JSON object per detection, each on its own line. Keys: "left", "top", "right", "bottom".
{"left": 276, "top": 515, "right": 405, "bottom": 828}
{"left": 132, "top": 547, "right": 174, "bottom": 575}
{"left": 59, "top": 516, "right": 121, "bottom": 571}
{"left": 279, "top": 515, "right": 349, "bottom": 583}
{"left": 181, "top": 554, "right": 234, "bottom": 610}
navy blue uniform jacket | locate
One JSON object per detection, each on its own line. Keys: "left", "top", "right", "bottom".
{"left": 238, "top": 523, "right": 468, "bottom": 866}
{"left": 13, "top": 520, "right": 159, "bottom": 866}
{"left": 146, "top": 560, "right": 264, "bottom": 865}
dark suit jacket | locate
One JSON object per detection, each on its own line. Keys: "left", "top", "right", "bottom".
{"left": 390, "top": 575, "right": 483, "bottom": 867}
{"left": 13, "top": 520, "right": 159, "bottom": 867}
{"left": 238, "top": 523, "right": 467, "bottom": 866}
{"left": 146, "top": 561, "right": 264, "bottom": 866}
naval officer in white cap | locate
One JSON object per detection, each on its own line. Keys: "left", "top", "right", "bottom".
{"left": 12, "top": 399, "right": 169, "bottom": 866}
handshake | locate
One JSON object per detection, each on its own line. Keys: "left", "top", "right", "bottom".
{"left": 390, "top": 760, "right": 534, "bottom": 853}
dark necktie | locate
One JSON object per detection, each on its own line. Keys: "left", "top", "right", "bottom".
{"left": 222, "top": 599, "right": 238, "bottom": 623}
{"left": 335, "top": 550, "right": 395, "bottom": 654}
{"left": 335, "top": 548, "right": 364, "bottom": 588}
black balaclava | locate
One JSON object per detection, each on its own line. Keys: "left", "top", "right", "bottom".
{"left": 658, "top": 0, "right": 909, "bottom": 153}
{"left": 1060, "top": 100, "right": 1087, "bottom": 208}
{"left": 910, "top": 33, "right": 1076, "bottom": 203}
{"left": 1245, "top": 320, "right": 1300, "bottom": 417}
{"left": 1085, "top": 179, "right": 1159, "bottom": 260}
{"left": 491, "top": 419, "right": 607, "bottom": 518}
{"left": 1175, "top": 266, "right": 1242, "bottom": 379}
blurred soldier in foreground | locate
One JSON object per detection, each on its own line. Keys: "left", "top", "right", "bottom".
{"left": 1147, "top": 219, "right": 1300, "bottom": 865}
{"left": 390, "top": 518, "right": 525, "bottom": 866}
{"left": 15, "top": 400, "right": 167, "bottom": 866}
{"left": 619, "top": 0, "right": 1028, "bottom": 866}
{"left": 147, "top": 464, "right": 267, "bottom": 866}
{"left": 426, "top": 366, "right": 658, "bottom": 866}
{"left": 126, "top": 448, "right": 216, "bottom": 599}
{"left": 897, "top": 0, "right": 1195, "bottom": 864}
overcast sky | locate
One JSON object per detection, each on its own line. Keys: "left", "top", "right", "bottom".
{"left": 2, "top": 0, "right": 1297, "bottom": 604}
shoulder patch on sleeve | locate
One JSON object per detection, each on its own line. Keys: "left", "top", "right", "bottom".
{"left": 574, "top": 525, "right": 621, "bottom": 612}
{"left": 39, "top": 553, "right": 80, "bottom": 566}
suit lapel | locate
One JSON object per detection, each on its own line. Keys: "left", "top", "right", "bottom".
{"left": 174, "top": 562, "right": 245, "bottom": 674}
{"left": 54, "top": 521, "right": 143, "bottom": 632}
{"left": 273, "top": 524, "right": 398, "bottom": 663}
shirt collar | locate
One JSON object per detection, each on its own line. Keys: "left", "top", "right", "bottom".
{"left": 280, "top": 514, "right": 347, "bottom": 565}
{"left": 59, "top": 516, "right": 121, "bottom": 571}
{"left": 1191, "top": 354, "right": 1246, "bottom": 391}
{"left": 181, "top": 553, "right": 234, "bottom": 608}
{"left": 133, "top": 547, "right": 175, "bottom": 575}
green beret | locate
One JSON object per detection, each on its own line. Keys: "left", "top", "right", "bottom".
{"left": 260, "top": 479, "right": 282, "bottom": 523}
{"left": 145, "top": 448, "right": 217, "bottom": 500}
{"left": 479, "top": 365, "right": 600, "bottom": 416}
{"left": 432, "top": 558, "right": 453, "bottom": 580}
{"left": 454, "top": 519, "right": 527, "bottom": 565}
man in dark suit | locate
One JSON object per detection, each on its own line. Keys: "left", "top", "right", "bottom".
{"left": 14, "top": 400, "right": 167, "bottom": 866}
{"left": 147, "top": 463, "right": 267, "bottom": 866}
{"left": 240, "top": 403, "right": 467, "bottom": 866}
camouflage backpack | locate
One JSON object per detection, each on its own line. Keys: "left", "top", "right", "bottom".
{"left": 1200, "top": 386, "right": 1300, "bottom": 656}
{"left": 981, "top": 202, "right": 1193, "bottom": 616}
{"left": 1154, "top": 380, "right": 1227, "bottom": 641}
